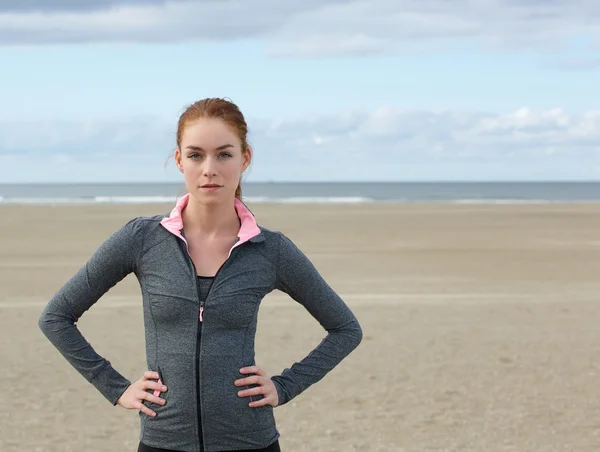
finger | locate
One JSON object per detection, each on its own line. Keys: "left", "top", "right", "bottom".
{"left": 144, "top": 380, "right": 168, "bottom": 392}
{"left": 237, "top": 386, "right": 266, "bottom": 398}
{"left": 143, "top": 371, "right": 160, "bottom": 381}
{"left": 142, "top": 391, "right": 167, "bottom": 406}
{"left": 234, "top": 375, "right": 261, "bottom": 387}
{"left": 239, "top": 366, "right": 263, "bottom": 375}
{"left": 249, "top": 396, "right": 273, "bottom": 408}
{"left": 135, "top": 401, "right": 156, "bottom": 417}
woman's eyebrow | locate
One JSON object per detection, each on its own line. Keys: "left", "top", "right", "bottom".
{"left": 185, "top": 144, "right": 234, "bottom": 152}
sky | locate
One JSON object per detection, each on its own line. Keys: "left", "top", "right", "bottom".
{"left": 0, "top": 0, "right": 599, "bottom": 183}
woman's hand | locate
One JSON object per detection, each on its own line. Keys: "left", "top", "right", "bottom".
{"left": 117, "top": 371, "right": 167, "bottom": 417}
{"left": 235, "top": 365, "right": 279, "bottom": 408}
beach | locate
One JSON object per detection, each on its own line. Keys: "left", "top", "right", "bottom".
{"left": 2, "top": 201, "right": 600, "bottom": 452}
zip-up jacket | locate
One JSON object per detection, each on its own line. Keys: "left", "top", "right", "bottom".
{"left": 38, "top": 194, "right": 363, "bottom": 452}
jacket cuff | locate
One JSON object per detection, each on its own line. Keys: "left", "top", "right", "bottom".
{"left": 89, "top": 362, "right": 132, "bottom": 406}
{"left": 270, "top": 376, "right": 287, "bottom": 407}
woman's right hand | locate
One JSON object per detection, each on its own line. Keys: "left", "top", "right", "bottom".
{"left": 117, "top": 371, "right": 167, "bottom": 417}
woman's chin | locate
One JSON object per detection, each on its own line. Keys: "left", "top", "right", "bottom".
{"left": 193, "top": 188, "right": 232, "bottom": 203}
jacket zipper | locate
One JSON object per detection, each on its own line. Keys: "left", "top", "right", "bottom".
{"left": 195, "top": 248, "right": 240, "bottom": 451}
{"left": 183, "top": 235, "right": 241, "bottom": 452}
{"left": 183, "top": 252, "right": 204, "bottom": 452}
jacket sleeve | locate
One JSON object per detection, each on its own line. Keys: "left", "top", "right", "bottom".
{"left": 38, "top": 217, "right": 142, "bottom": 406}
{"left": 270, "top": 232, "right": 363, "bottom": 406}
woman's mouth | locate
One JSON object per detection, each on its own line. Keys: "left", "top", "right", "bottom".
{"left": 200, "top": 184, "right": 222, "bottom": 192}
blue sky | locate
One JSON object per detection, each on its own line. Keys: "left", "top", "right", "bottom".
{"left": 0, "top": 0, "right": 599, "bottom": 183}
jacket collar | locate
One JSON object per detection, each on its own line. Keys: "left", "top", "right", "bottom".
{"left": 160, "top": 193, "right": 264, "bottom": 246}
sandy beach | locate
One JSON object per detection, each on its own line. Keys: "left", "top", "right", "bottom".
{"left": 2, "top": 201, "right": 600, "bottom": 452}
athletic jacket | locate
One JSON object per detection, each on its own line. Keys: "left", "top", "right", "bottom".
{"left": 38, "top": 193, "right": 363, "bottom": 452}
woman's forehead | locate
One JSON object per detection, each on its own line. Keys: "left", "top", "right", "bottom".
{"left": 181, "top": 118, "right": 240, "bottom": 147}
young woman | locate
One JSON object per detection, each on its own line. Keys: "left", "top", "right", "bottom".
{"left": 38, "top": 98, "right": 363, "bottom": 452}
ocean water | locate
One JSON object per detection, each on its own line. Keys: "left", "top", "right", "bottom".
{"left": 0, "top": 182, "right": 598, "bottom": 205}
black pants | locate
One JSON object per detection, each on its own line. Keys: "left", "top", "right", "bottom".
{"left": 137, "top": 439, "right": 281, "bottom": 452}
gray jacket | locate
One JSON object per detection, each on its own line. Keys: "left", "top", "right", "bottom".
{"left": 38, "top": 194, "right": 363, "bottom": 452}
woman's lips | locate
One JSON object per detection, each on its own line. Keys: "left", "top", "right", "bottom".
{"left": 200, "top": 185, "right": 221, "bottom": 192}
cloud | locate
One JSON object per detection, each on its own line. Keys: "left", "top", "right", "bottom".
{"left": 3, "top": 107, "right": 599, "bottom": 156}
{"left": 0, "top": 0, "right": 168, "bottom": 13}
{"left": 2, "top": 106, "right": 599, "bottom": 182}
{"left": 550, "top": 58, "right": 600, "bottom": 71}
{"left": 0, "top": 116, "right": 173, "bottom": 154}
{"left": 0, "top": 0, "right": 599, "bottom": 57}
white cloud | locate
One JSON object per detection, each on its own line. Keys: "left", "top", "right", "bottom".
{"left": 551, "top": 58, "right": 600, "bottom": 70}
{"left": 0, "top": 0, "right": 599, "bottom": 57}
{"left": 1, "top": 106, "right": 599, "bottom": 182}
{"left": 0, "top": 116, "right": 172, "bottom": 152}
{"left": 0, "top": 0, "right": 167, "bottom": 12}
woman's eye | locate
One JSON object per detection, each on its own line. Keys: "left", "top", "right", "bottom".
{"left": 188, "top": 152, "right": 230, "bottom": 159}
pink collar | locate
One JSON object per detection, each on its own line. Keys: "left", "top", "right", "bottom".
{"left": 160, "top": 193, "right": 261, "bottom": 249}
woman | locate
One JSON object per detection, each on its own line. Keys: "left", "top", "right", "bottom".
{"left": 38, "top": 98, "right": 363, "bottom": 452}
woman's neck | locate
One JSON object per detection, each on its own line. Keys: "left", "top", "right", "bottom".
{"left": 182, "top": 196, "right": 241, "bottom": 240}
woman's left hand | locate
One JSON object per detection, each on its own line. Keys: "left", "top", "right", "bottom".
{"left": 235, "top": 365, "right": 279, "bottom": 408}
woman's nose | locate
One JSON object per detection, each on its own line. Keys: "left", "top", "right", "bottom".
{"left": 202, "top": 157, "right": 217, "bottom": 176}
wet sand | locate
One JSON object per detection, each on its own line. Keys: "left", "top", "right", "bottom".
{"left": 1, "top": 202, "right": 600, "bottom": 452}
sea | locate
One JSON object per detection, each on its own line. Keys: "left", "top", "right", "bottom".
{"left": 0, "top": 182, "right": 598, "bottom": 205}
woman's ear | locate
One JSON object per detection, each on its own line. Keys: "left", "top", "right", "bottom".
{"left": 242, "top": 146, "right": 252, "bottom": 172}
{"left": 174, "top": 149, "right": 183, "bottom": 172}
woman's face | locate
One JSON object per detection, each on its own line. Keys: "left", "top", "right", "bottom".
{"left": 175, "top": 118, "right": 251, "bottom": 204}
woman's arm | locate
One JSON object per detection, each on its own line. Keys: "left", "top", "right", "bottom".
{"left": 38, "top": 217, "right": 142, "bottom": 406}
{"left": 270, "top": 232, "right": 363, "bottom": 406}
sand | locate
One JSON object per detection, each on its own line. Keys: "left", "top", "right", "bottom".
{"left": 1, "top": 201, "right": 600, "bottom": 452}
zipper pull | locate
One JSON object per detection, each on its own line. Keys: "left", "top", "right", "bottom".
{"left": 199, "top": 302, "right": 204, "bottom": 322}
